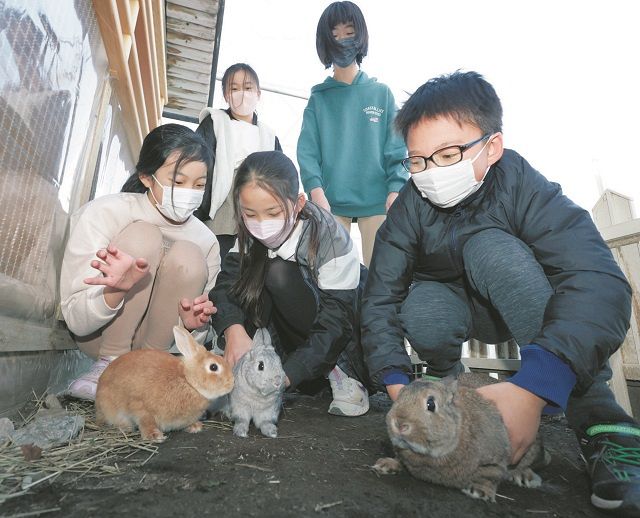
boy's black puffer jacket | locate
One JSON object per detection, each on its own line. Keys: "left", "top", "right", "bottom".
{"left": 361, "top": 149, "right": 632, "bottom": 394}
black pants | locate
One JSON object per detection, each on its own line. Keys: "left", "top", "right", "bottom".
{"left": 263, "top": 257, "right": 317, "bottom": 353}
{"left": 261, "top": 257, "right": 371, "bottom": 393}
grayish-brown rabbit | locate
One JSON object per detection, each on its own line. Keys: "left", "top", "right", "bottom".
{"left": 373, "top": 373, "right": 550, "bottom": 502}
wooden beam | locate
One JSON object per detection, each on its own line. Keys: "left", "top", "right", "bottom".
{"left": 152, "top": 0, "right": 167, "bottom": 105}
{"left": 0, "top": 315, "right": 77, "bottom": 352}
{"left": 92, "top": 0, "right": 143, "bottom": 154}
{"left": 117, "top": 0, "right": 149, "bottom": 136}
{"left": 136, "top": 0, "right": 160, "bottom": 128}
{"left": 142, "top": 0, "right": 162, "bottom": 125}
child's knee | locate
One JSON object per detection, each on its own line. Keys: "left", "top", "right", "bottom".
{"left": 463, "top": 229, "right": 535, "bottom": 285}
{"left": 400, "top": 302, "right": 468, "bottom": 357}
{"left": 160, "top": 240, "right": 207, "bottom": 281}
{"left": 112, "top": 222, "right": 163, "bottom": 262}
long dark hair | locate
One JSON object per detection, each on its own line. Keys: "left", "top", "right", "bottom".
{"left": 121, "top": 123, "right": 213, "bottom": 194}
{"left": 231, "top": 151, "right": 322, "bottom": 326}
{"left": 316, "top": 1, "right": 369, "bottom": 69}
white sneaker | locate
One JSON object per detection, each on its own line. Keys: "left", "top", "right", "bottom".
{"left": 67, "top": 356, "right": 115, "bottom": 401}
{"left": 328, "top": 366, "right": 369, "bottom": 417}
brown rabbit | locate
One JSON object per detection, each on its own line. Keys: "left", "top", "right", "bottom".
{"left": 373, "top": 373, "right": 550, "bottom": 502}
{"left": 95, "top": 326, "right": 234, "bottom": 442}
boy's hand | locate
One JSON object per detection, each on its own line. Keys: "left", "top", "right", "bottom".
{"left": 386, "top": 384, "right": 405, "bottom": 402}
{"left": 179, "top": 294, "right": 217, "bottom": 331}
{"left": 476, "top": 382, "right": 546, "bottom": 463}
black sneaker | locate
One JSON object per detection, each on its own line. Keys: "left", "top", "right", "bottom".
{"left": 580, "top": 423, "right": 640, "bottom": 516}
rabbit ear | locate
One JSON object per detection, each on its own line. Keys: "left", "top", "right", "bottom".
{"left": 252, "top": 328, "right": 271, "bottom": 349}
{"left": 173, "top": 326, "right": 200, "bottom": 359}
{"left": 439, "top": 376, "right": 458, "bottom": 404}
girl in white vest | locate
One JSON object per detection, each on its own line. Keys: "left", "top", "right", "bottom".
{"left": 61, "top": 124, "right": 220, "bottom": 401}
{"left": 196, "top": 63, "right": 281, "bottom": 262}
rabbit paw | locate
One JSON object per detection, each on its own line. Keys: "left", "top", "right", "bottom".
{"left": 233, "top": 422, "right": 249, "bottom": 438}
{"left": 185, "top": 422, "right": 203, "bottom": 434}
{"left": 372, "top": 457, "right": 402, "bottom": 475}
{"left": 142, "top": 428, "right": 167, "bottom": 443}
{"left": 509, "top": 468, "right": 542, "bottom": 488}
{"left": 461, "top": 483, "right": 496, "bottom": 502}
{"left": 259, "top": 423, "right": 278, "bottom": 438}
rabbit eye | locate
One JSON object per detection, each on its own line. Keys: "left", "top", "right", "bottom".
{"left": 426, "top": 396, "right": 436, "bottom": 412}
{"left": 258, "top": 361, "right": 264, "bottom": 371}
{"left": 209, "top": 363, "right": 219, "bottom": 372}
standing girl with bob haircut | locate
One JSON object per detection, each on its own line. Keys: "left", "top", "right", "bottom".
{"left": 297, "top": 1, "right": 407, "bottom": 267}
{"left": 196, "top": 63, "right": 281, "bottom": 262}
{"left": 209, "top": 150, "right": 370, "bottom": 416}
{"left": 61, "top": 124, "right": 220, "bottom": 401}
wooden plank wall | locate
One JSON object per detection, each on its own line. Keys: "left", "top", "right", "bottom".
{"left": 165, "top": 0, "right": 220, "bottom": 119}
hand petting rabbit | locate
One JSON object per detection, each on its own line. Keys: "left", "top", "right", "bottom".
{"left": 373, "top": 373, "right": 550, "bottom": 502}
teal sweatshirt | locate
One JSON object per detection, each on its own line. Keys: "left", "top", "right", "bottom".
{"left": 297, "top": 71, "right": 408, "bottom": 218}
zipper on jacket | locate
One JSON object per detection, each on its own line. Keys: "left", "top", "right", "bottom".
{"left": 297, "top": 260, "right": 321, "bottom": 310}
{"left": 448, "top": 208, "right": 464, "bottom": 273}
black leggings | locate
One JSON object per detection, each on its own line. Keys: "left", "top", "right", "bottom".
{"left": 263, "top": 257, "right": 317, "bottom": 353}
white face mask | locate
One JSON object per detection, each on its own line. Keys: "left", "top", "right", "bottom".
{"left": 150, "top": 175, "right": 204, "bottom": 223}
{"left": 229, "top": 90, "right": 259, "bottom": 117}
{"left": 411, "top": 138, "right": 492, "bottom": 208}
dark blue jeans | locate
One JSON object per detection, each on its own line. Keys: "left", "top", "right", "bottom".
{"left": 399, "top": 229, "right": 631, "bottom": 432}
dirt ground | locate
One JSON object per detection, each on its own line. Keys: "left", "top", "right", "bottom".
{"left": 1, "top": 390, "right": 609, "bottom": 518}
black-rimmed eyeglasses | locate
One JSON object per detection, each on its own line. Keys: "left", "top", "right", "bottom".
{"left": 402, "top": 134, "right": 491, "bottom": 173}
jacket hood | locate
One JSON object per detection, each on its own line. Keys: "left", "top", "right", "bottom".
{"left": 310, "top": 71, "right": 376, "bottom": 93}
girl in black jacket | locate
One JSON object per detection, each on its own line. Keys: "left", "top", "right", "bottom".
{"left": 209, "top": 151, "right": 370, "bottom": 416}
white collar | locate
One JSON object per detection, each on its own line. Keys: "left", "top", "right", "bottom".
{"left": 267, "top": 219, "right": 303, "bottom": 261}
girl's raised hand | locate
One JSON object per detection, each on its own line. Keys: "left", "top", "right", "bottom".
{"left": 84, "top": 245, "right": 149, "bottom": 292}
{"left": 179, "top": 294, "right": 217, "bottom": 331}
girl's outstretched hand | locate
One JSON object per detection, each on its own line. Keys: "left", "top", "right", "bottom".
{"left": 84, "top": 244, "right": 149, "bottom": 292}
{"left": 179, "top": 294, "right": 217, "bottom": 330}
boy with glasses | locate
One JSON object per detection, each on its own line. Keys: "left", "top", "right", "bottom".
{"left": 361, "top": 70, "right": 639, "bottom": 515}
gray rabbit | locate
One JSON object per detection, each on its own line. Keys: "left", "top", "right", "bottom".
{"left": 373, "top": 373, "right": 550, "bottom": 502}
{"left": 225, "top": 328, "right": 286, "bottom": 438}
